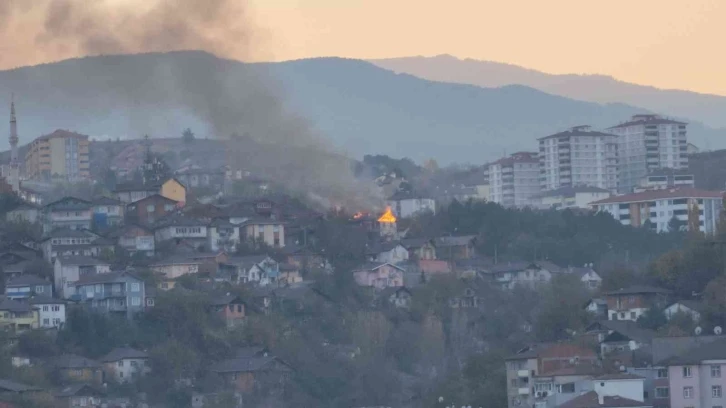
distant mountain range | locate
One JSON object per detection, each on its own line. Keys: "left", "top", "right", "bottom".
{"left": 0, "top": 51, "right": 723, "bottom": 164}
{"left": 370, "top": 54, "right": 726, "bottom": 130}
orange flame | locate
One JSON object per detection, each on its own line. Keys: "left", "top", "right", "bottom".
{"left": 377, "top": 206, "right": 397, "bottom": 223}
{"left": 353, "top": 212, "right": 365, "bottom": 219}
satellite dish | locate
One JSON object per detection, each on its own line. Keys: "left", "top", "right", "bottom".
{"left": 715, "top": 326, "right": 723, "bottom": 335}
{"left": 695, "top": 326, "right": 703, "bottom": 335}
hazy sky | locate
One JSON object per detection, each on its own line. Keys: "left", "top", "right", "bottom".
{"left": 249, "top": 0, "right": 726, "bottom": 95}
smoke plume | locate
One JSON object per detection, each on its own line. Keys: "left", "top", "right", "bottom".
{"left": 0, "top": 0, "right": 380, "bottom": 209}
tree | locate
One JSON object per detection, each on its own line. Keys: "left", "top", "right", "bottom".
{"left": 182, "top": 128, "right": 195, "bottom": 143}
{"left": 637, "top": 307, "right": 668, "bottom": 330}
{"left": 534, "top": 275, "right": 589, "bottom": 341}
{"left": 668, "top": 215, "right": 685, "bottom": 233}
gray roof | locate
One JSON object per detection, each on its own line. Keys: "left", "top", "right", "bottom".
{"left": 54, "top": 354, "right": 101, "bottom": 369}
{"left": 56, "top": 256, "right": 109, "bottom": 266}
{"left": 598, "top": 321, "right": 656, "bottom": 344}
{"left": 92, "top": 196, "right": 123, "bottom": 206}
{"left": 665, "top": 299, "right": 703, "bottom": 313}
{"left": 559, "top": 391, "right": 647, "bottom": 408}
{"left": 28, "top": 295, "right": 65, "bottom": 305}
{"left": 0, "top": 298, "right": 34, "bottom": 313}
{"left": 538, "top": 126, "right": 618, "bottom": 141}
{"left": 234, "top": 347, "right": 269, "bottom": 359}
{"left": 74, "top": 271, "right": 140, "bottom": 286}
{"left": 151, "top": 254, "right": 202, "bottom": 266}
{"left": 6, "top": 274, "right": 49, "bottom": 287}
{"left": 663, "top": 338, "right": 726, "bottom": 365}
{"left": 594, "top": 373, "right": 644, "bottom": 380}
{"left": 154, "top": 213, "right": 208, "bottom": 229}
{"left": 100, "top": 347, "right": 148, "bottom": 362}
{"left": 400, "top": 237, "right": 434, "bottom": 249}
{"left": 43, "top": 228, "right": 96, "bottom": 240}
{"left": 209, "top": 293, "right": 245, "bottom": 307}
{"left": 603, "top": 285, "right": 671, "bottom": 296}
{"left": 608, "top": 115, "right": 686, "bottom": 129}
{"left": 0, "top": 379, "right": 42, "bottom": 393}
{"left": 652, "top": 335, "right": 725, "bottom": 365}
{"left": 535, "top": 185, "right": 611, "bottom": 198}
{"left": 44, "top": 197, "right": 91, "bottom": 211}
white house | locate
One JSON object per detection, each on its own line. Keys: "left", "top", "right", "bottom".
{"left": 565, "top": 265, "right": 603, "bottom": 289}
{"left": 207, "top": 219, "right": 240, "bottom": 252}
{"left": 482, "top": 261, "right": 562, "bottom": 289}
{"left": 5, "top": 203, "right": 40, "bottom": 224}
{"left": 100, "top": 347, "right": 150, "bottom": 383}
{"left": 387, "top": 191, "right": 436, "bottom": 218}
{"left": 53, "top": 256, "right": 111, "bottom": 299}
{"left": 29, "top": 296, "right": 66, "bottom": 328}
{"left": 535, "top": 186, "right": 612, "bottom": 210}
{"left": 237, "top": 218, "right": 285, "bottom": 248}
{"left": 664, "top": 300, "right": 702, "bottom": 322}
{"left": 592, "top": 373, "right": 646, "bottom": 404}
{"left": 149, "top": 256, "right": 201, "bottom": 279}
{"left": 367, "top": 243, "right": 409, "bottom": 264}
{"left": 41, "top": 228, "right": 102, "bottom": 262}
{"left": 153, "top": 215, "right": 209, "bottom": 249}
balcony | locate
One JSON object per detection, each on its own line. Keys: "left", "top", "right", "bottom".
{"left": 518, "top": 387, "right": 530, "bottom": 395}
{"left": 517, "top": 370, "right": 530, "bottom": 378}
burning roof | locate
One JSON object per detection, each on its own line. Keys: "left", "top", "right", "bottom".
{"left": 377, "top": 206, "right": 396, "bottom": 223}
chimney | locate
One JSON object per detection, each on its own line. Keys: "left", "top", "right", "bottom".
{"left": 597, "top": 390, "right": 604, "bottom": 405}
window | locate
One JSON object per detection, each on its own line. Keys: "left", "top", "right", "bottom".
{"left": 52, "top": 305, "right": 60, "bottom": 312}
{"left": 131, "top": 282, "right": 140, "bottom": 292}
{"left": 655, "top": 387, "right": 669, "bottom": 398}
{"left": 164, "top": 204, "right": 174, "bottom": 211}
{"left": 713, "top": 365, "right": 722, "bottom": 378}
{"left": 146, "top": 298, "right": 154, "bottom": 306}
{"left": 714, "top": 386, "right": 723, "bottom": 398}
{"left": 684, "top": 386, "right": 694, "bottom": 399}
{"left": 131, "top": 297, "right": 141, "bottom": 306}
{"left": 43, "top": 318, "right": 49, "bottom": 325}
{"left": 42, "top": 306, "right": 49, "bottom": 312}
{"left": 53, "top": 318, "right": 61, "bottom": 325}
{"left": 684, "top": 366, "right": 692, "bottom": 377}
{"left": 131, "top": 361, "right": 138, "bottom": 367}
{"left": 657, "top": 368, "right": 668, "bottom": 378}
{"left": 630, "top": 312, "right": 636, "bottom": 319}
{"left": 118, "top": 361, "right": 124, "bottom": 367}
{"left": 146, "top": 204, "right": 155, "bottom": 212}
{"left": 35, "top": 286, "right": 44, "bottom": 293}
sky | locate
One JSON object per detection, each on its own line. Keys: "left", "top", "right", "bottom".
{"left": 1, "top": 0, "right": 724, "bottom": 95}
{"left": 247, "top": 0, "right": 726, "bottom": 95}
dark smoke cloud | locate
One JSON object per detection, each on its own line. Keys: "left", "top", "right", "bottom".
{"left": 0, "top": 0, "right": 380, "bottom": 209}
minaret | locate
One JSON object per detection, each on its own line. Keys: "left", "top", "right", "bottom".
{"left": 9, "top": 94, "right": 18, "bottom": 168}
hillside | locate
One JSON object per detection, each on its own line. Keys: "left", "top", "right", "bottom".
{"left": 370, "top": 54, "right": 726, "bottom": 131}
{"left": 0, "top": 51, "right": 724, "bottom": 164}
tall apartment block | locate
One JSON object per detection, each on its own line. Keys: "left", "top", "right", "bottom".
{"left": 25, "top": 130, "right": 90, "bottom": 181}
{"left": 538, "top": 126, "right": 618, "bottom": 193}
{"left": 488, "top": 152, "right": 540, "bottom": 208}
{"left": 607, "top": 114, "right": 688, "bottom": 193}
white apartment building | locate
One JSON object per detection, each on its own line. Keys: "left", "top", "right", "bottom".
{"left": 590, "top": 187, "right": 723, "bottom": 234}
{"left": 608, "top": 114, "right": 688, "bottom": 193}
{"left": 534, "top": 186, "right": 611, "bottom": 210}
{"left": 538, "top": 126, "right": 618, "bottom": 192}
{"left": 489, "top": 152, "right": 540, "bottom": 208}
{"left": 635, "top": 168, "right": 695, "bottom": 192}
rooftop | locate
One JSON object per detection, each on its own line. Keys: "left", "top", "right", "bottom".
{"left": 608, "top": 114, "right": 687, "bottom": 129}
{"left": 538, "top": 125, "right": 618, "bottom": 140}
{"left": 74, "top": 271, "right": 140, "bottom": 286}
{"left": 54, "top": 354, "right": 100, "bottom": 369}
{"left": 100, "top": 347, "right": 148, "bottom": 362}
{"left": 590, "top": 187, "right": 722, "bottom": 205}
{"left": 559, "top": 391, "right": 648, "bottom": 408}
{"left": 0, "top": 378, "right": 42, "bottom": 393}
{"left": 602, "top": 285, "right": 671, "bottom": 296}
{"left": 55, "top": 256, "right": 109, "bottom": 267}
{"left": 536, "top": 185, "right": 611, "bottom": 198}
{"left": 5, "top": 274, "right": 48, "bottom": 287}
{"left": 36, "top": 129, "right": 89, "bottom": 142}
{"left": 662, "top": 338, "right": 726, "bottom": 366}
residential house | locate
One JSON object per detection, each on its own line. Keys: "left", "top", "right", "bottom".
{"left": 54, "top": 256, "right": 111, "bottom": 299}
{"left": 603, "top": 286, "right": 671, "bottom": 321}
{"left": 41, "top": 197, "right": 92, "bottom": 234}
{"left": 663, "top": 300, "right": 702, "bottom": 323}
{"left": 0, "top": 298, "right": 38, "bottom": 331}
{"left": 72, "top": 271, "right": 146, "bottom": 319}
{"left": 29, "top": 296, "right": 65, "bottom": 328}
{"left": 5, "top": 203, "right": 39, "bottom": 224}
{"left": 125, "top": 194, "right": 179, "bottom": 226}
{"left": 386, "top": 191, "right": 436, "bottom": 218}
{"left": 449, "top": 282, "right": 490, "bottom": 309}
{"left": 434, "top": 235, "right": 477, "bottom": 260}
{"left": 219, "top": 256, "right": 280, "bottom": 285}
{"left": 209, "top": 294, "right": 246, "bottom": 328}
{"left": 352, "top": 263, "right": 404, "bottom": 290}
{"left": 505, "top": 343, "right": 599, "bottom": 408}
{"left": 0, "top": 379, "right": 42, "bottom": 394}
{"left": 586, "top": 320, "right": 655, "bottom": 355}
{"left": 174, "top": 164, "right": 225, "bottom": 189}
{"left": 663, "top": 338, "right": 726, "bottom": 408}
{"left": 53, "top": 355, "right": 103, "bottom": 384}
{"left": 90, "top": 196, "right": 124, "bottom": 230}
{"left": 366, "top": 242, "right": 409, "bottom": 264}
{"left": 150, "top": 255, "right": 202, "bottom": 279}
{"left": 585, "top": 299, "right": 608, "bottom": 320}
{"left": 100, "top": 348, "right": 150, "bottom": 383}
{"left": 566, "top": 265, "right": 603, "bottom": 289}
{"left": 534, "top": 185, "right": 613, "bottom": 210}
{"left": 41, "top": 228, "right": 105, "bottom": 262}
{"left": 113, "top": 177, "right": 186, "bottom": 204}
{"left": 418, "top": 259, "right": 452, "bottom": 278}
{"left": 54, "top": 384, "right": 103, "bottom": 408}
{"left": 530, "top": 365, "right": 606, "bottom": 407}
{"left": 4, "top": 275, "right": 52, "bottom": 299}
{"left": 153, "top": 214, "right": 209, "bottom": 250}
{"left": 237, "top": 218, "right": 285, "bottom": 248}
{"left": 208, "top": 219, "right": 240, "bottom": 252}
{"left": 482, "top": 261, "right": 561, "bottom": 289}
{"left": 380, "top": 286, "right": 412, "bottom": 309}
{"left": 278, "top": 263, "right": 303, "bottom": 285}
{"left": 280, "top": 245, "right": 330, "bottom": 274}
{"left": 107, "top": 224, "right": 155, "bottom": 256}
{"left": 145, "top": 287, "right": 156, "bottom": 309}
{"left": 400, "top": 238, "right": 436, "bottom": 260}
{"left": 210, "top": 354, "right": 292, "bottom": 393}
{"left": 558, "top": 389, "right": 649, "bottom": 408}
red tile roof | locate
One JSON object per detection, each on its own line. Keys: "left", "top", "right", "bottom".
{"left": 559, "top": 391, "right": 647, "bottom": 408}
{"left": 590, "top": 187, "right": 723, "bottom": 205}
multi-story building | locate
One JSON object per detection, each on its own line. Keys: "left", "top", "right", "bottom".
{"left": 24, "top": 130, "right": 90, "bottom": 181}
{"left": 602, "top": 285, "right": 671, "bottom": 322}
{"left": 100, "top": 348, "right": 150, "bottom": 383}
{"left": 608, "top": 115, "right": 688, "bottom": 193}
{"left": 590, "top": 187, "right": 724, "bottom": 234}
{"left": 489, "top": 152, "right": 540, "bottom": 208}
{"left": 635, "top": 169, "right": 695, "bottom": 192}
{"left": 386, "top": 191, "right": 436, "bottom": 218}
{"left": 29, "top": 296, "right": 66, "bottom": 329}
{"left": 73, "top": 271, "right": 147, "bottom": 319}
{"left": 41, "top": 196, "right": 92, "bottom": 234}
{"left": 665, "top": 338, "right": 726, "bottom": 408}
{"left": 538, "top": 126, "right": 618, "bottom": 192}
{"left": 533, "top": 186, "right": 612, "bottom": 210}
{"left": 54, "top": 256, "right": 112, "bottom": 299}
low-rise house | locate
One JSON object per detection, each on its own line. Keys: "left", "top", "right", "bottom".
{"left": 586, "top": 320, "right": 655, "bottom": 355}
{"left": 565, "top": 265, "right": 603, "bottom": 289}
{"left": 175, "top": 164, "right": 226, "bottom": 190}
{"left": 418, "top": 259, "right": 452, "bottom": 277}
{"left": 153, "top": 214, "right": 209, "bottom": 250}
{"left": 534, "top": 186, "right": 612, "bottom": 210}
{"left": 54, "top": 256, "right": 111, "bottom": 299}
{"left": 41, "top": 229, "right": 104, "bottom": 262}
{"left": 100, "top": 348, "right": 150, "bottom": 383}
{"left": 380, "top": 287, "right": 412, "bottom": 309}
{"left": 149, "top": 255, "right": 202, "bottom": 279}
{"left": 558, "top": 389, "right": 649, "bottom": 408}
{"left": 237, "top": 218, "right": 285, "bottom": 248}
{"left": 353, "top": 263, "right": 404, "bottom": 289}
{"left": 4, "top": 275, "right": 52, "bottom": 299}
{"left": 219, "top": 256, "right": 280, "bottom": 285}
{"left": 29, "top": 296, "right": 66, "bottom": 328}
{"left": 366, "top": 242, "right": 409, "bottom": 264}
{"left": 210, "top": 354, "right": 292, "bottom": 393}
{"left": 91, "top": 196, "right": 124, "bottom": 229}
{"left": 400, "top": 238, "right": 436, "bottom": 260}
{"left": 278, "top": 264, "right": 303, "bottom": 285}
{"left": 41, "top": 197, "right": 92, "bottom": 234}
{"left": 663, "top": 300, "right": 702, "bottom": 322}
{"left": 208, "top": 219, "right": 241, "bottom": 252}
{"left": 54, "top": 384, "right": 103, "bottom": 408}
{"left": 449, "top": 283, "right": 488, "bottom": 308}
{"left": 585, "top": 299, "right": 608, "bottom": 320}
{"left": 53, "top": 355, "right": 102, "bottom": 384}
{"left": 434, "top": 235, "right": 477, "bottom": 260}
{"left": 662, "top": 338, "right": 726, "bottom": 408}
{"left": 113, "top": 177, "right": 186, "bottom": 204}
{"left": 603, "top": 286, "right": 671, "bottom": 322}
{"left": 531, "top": 365, "right": 605, "bottom": 406}
{"left": 0, "top": 379, "right": 42, "bottom": 394}
{"left": 5, "top": 203, "right": 40, "bottom": 224}
{"left": 209, "top": 294, "right": 246, "bottom": 328}
{"left": 72, "top": 271, "right": 146, "bottom": 319}
{"left": 482, "top": 261, "right": 561, "bottom": 289}
{"left": 386, "top": 191, "right": 436, "bottom": 218}
{"left": 125, "top": 194, "right": 179, "bottom": 226}
{"left": 0, "top": 298, "right": 38, "bottom": 331}
{"left": 107, "top": 224, "right": 155, "bottom": 255}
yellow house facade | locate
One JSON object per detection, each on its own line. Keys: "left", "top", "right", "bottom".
{"left": 0, "top": 299, "right": 39, "bottom": 331}
{"left": 159, "top": 178, "right": 186, "bottom": 203}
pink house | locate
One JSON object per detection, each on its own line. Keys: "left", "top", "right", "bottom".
{"left": 665, "top": 338, "right": 726, "bottom": 408}
{"left": 353, "top": 263, "right": 404, "bottom": 289}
